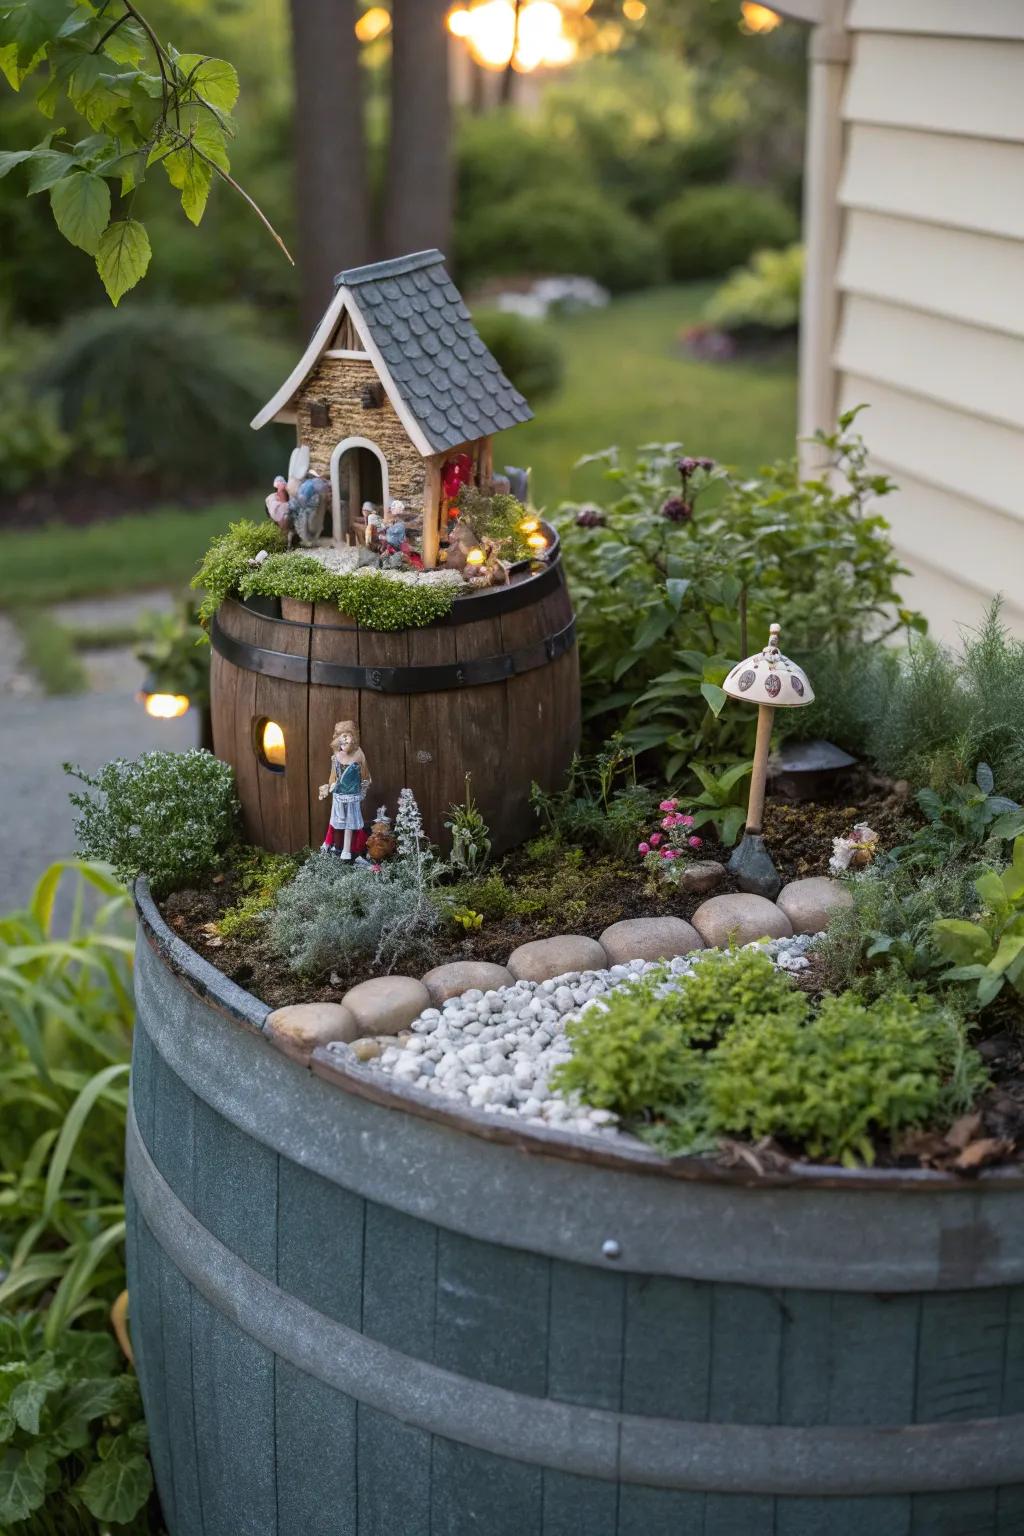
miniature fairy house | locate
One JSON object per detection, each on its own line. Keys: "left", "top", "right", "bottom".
{"left": 250, "top": 249, "right": 533, "bottom": 564}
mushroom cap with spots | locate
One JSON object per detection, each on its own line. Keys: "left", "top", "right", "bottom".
{"left": 722, "top": 622, "right": 814, "bottom": 708}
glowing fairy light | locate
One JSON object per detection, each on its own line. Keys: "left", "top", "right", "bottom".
{"left": 142, "top": 692, "right": 190, "bottom": 720}
{"left": 261, "top": 719, "right": 287, "bottom": 767}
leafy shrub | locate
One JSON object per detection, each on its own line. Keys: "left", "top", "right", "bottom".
{"left": 700, "top": 993, "right": 984, "bottom": 1166}
{"left": 457, "top": 184, "right": 663, "bottom": 295}
{"left": 192, "top": 518, "right": 286, "bottom": 626}
{"left": 66, "top": 750, "right": 239, "bottom": 897}
{"left": 31, "top": 304, "right": 292, "bottom": 492}
{"left": 933, "top": 835, "right": 1024, "bottom": 1008}
{"left": 445, "top": 777, "right": 492, "bottom": 878}
{"left": 269, "top": 793, "right": 440, "bottom": 977}
{"left": 784, "top": 604, "right": 1024, "bottom": 804}
{"left": 557, "top": 414, "right": 919, "bottom": 783}
{"left": 456, "top": 110, "right": 587, "bottom": 225}
{"left": 900, "top": 764, "right": 1024, "bottom": 867}
{"left": 0, "top": 376, "right": 71, "bottom": 493}
{"left": 704, "top": 243, "right": 803, "bottom": 335}
{"left": 454, "top": 485, "right": 532, "bottom": 562}
{"left": 658, "top": 185, "right": 798, "bottom": 282}
{"left": 555, "top": 949, "right": 807, "bottom": 1120}
{"left": 473, "top": 309, "right": 564, "bottom": 403}
{"left": 0, "top": 1317, "right": 156, "bottom": 1531}
{"left": 0, "top": 862, "right": 158, "bottom": 1527}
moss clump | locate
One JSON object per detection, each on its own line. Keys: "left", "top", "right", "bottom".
{"left": 219, "top": 848, "right": 303, "bottom": 940}
{"left": 192, "top": 520, "right": 286, "bottom": 627}
{"left": 553, "top": 949, "right": 985, "bottom": 1166}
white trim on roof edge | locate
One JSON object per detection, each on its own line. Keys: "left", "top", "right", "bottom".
{"left": 249, "top": 287, "right": 434, "bottom": 457}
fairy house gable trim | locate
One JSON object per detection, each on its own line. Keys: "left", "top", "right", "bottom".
{"left": 251, "top": 249, "right": 532, "bottom": 446}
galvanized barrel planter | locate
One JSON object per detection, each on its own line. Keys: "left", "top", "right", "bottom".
{"left": 128, "top": 882, "right": 1024, "bottom": 1536}
{"left": 208, "top": 526, "right": 579, "bottom": 856}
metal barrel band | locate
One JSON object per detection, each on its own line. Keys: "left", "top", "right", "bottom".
{"left": 126, "top": 1103, "right": 1024, "bottom": 1497}
{"left": 212, "top": 611, "right": 576, "bottom": 693}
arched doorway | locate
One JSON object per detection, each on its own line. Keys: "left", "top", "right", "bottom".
{"left": 330, "top": 437, "right": 389, "bottom": 546}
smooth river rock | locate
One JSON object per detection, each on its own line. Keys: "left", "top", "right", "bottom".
{"left": 676, "top": 860, "right": 727, "bottom": 896}
{"left": 421, "top": 960, "right": 514, "bottom": 1006}
{"left": 599, "top": 916, "right": 704, "bottom": 965}
{"left": 341, "top": 975, "right": 431, "bottom": 1037}
{"left": 507, "top": 934, "right": 608, "bottom": 983}
{"left": 777, "top": 876, "right": 853, "bottom": 935}
{"left": 265, "top": 1002, "right": 358, "bottom": 1063}
{"left": 691, "top": 892, "right": 793, "bottom": 949}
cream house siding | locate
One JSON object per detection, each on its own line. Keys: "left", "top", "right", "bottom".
{"left": 792, "top": 3, "right": 1024, "bottom": 642}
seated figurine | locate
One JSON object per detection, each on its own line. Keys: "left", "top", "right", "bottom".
{"left": 363, "top": 501, "right": 384, "bottom": 548}
{"left": 382, "top": 499, "right": 407, "bottom": 552}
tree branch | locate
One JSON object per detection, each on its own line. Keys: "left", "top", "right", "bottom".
{"left": 170, "top": 130, "right": 294, "bottom": 265}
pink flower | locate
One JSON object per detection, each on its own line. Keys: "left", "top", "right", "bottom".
{"left": 637, "top": 841, "right": 650, "bottom": 855}
{"left": 659, "top": 799, "right": 678, "bottom": 812}
{"left": 688, "top": 835, "right": 703, "bottom": 848}
{"left": 680, "top": 814, "right": 695, "bottom": 827}
{"left": 649, "top": 832, "right": 662, "bottom": 846}
{"left": 661, "top": 848, "right": 676, "bottom": 859}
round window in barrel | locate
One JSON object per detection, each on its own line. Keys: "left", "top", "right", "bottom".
{"left": 255, "top": 718, "right": 286, "bottom": 771}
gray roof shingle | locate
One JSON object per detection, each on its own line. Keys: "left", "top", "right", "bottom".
{"left": 334, "top": 250, "right": 533, "bottom": 455}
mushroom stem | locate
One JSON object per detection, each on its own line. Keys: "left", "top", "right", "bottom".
{"left": 745, "top": 702, "right": 775, "bottom": 834}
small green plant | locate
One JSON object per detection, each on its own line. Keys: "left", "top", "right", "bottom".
{"left": 554, "top": 949, "right": 806, "bottom": 1121}
{"left": 454, "top": 485, "right": 532, "bottom": 563}
{"left": 687, "top": 760, "right": 753, "bottom": 847}
{"left": 450, "top": 907, "right": 484, "bottom": 932}
{"left": 530, "top": 739, "right": 657, "bottom": 858}
{"left": 933, "top": 835, "right": 1024, "bottom": 1007}
{"left": 218, "top": 848, "right": 302, "bottom": 941}
{"left": 699, "top": 993, "right": 984, "bottom": 1167}
{"left": 0, "top": 1317, "right": 157, "bottom": 1532}
{"left": 444, "top": 776, "right": 492, "bottom": 878}
{"left": 66, "top": 750, "right": 239, "bottom": 898}
{"left": 898, "top": 763, "right": 1024, "bottom": 867}
{"left": 134, "top": 596, "right": 210, "bottom": 709}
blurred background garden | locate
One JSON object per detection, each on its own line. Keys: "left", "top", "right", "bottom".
{"left": 0, "top": 0, "right": 804, "bottom": 676}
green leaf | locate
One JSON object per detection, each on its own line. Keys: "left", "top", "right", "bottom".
{"left": 0, "top": 147, "right": 35, "bottom": 178}
{"left": 50, "top": 172, "right": 110, "bottom": 254}
{"left": 162, "top": 144, "right": 212, "bottom": 224}
{"left": 666, "top": 577, "right": 690, "bottom": 611}
{"left": 95, "top": 218, "right": 151, "bottom": 304}
{"left": 0, "top": 1444, "right": 49, "bottom": 1524}
{"left": 0, "top": 0, "right": 67, "bottom": 67}
{"left": 77, "top": 1443, "right": 153, "bottom": 1523}
{"left": 175, "top": 52, "right": 239, "bottom": 110}
{"left": 700, "top": 682, "right": 728, "bottom": 718}
{"left": 975, "top": 869, "right": 1009, "bottom": 917}
{"left": 9, "top": 1379, "right": 50, "bottom": 1436}
{"left": 716, "top": 759, "right": 755, "bottom": 794}
{"left": 975, "top": 761, "right": 994, "bottom": 794}
{"left": 43, "top": 1062, "right": 129, "bottom": 1216}
{"left": 26, "top": 148, "right": 74, "bottom": 193}
{"left": 932, "top": 919, "right": 993, "bottom": 966}
{"left": 989, "top": 932, "right": 1024, "bottom": 978}
{"left": 990, "top": 810, "right": 1024, "bottom": 843}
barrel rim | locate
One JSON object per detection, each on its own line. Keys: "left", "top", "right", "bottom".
{"left": 134, "top": 878, "right": 1024, "bottom": 1194}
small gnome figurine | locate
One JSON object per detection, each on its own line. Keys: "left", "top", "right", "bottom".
{"left": 366, "top": 808, "right": 397, "bottom": 862}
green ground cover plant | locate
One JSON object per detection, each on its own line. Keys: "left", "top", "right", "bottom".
{"left": 933, "top": 835, "right": 1024, "bottom": 1009}
{"left": 66, "top": 751, "right": 239, "bottom": 898}
{"left": 555, "top": 950, "right": 985, "bottom": 1166}
{"left": 239, "top": 555, "right": 457, "bottom": 630}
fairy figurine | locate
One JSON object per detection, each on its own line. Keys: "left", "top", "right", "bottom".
{"left": 318, "top": 719, "right": 372, "bottom": 860}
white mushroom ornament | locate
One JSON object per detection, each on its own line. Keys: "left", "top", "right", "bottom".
{"left": 721, "top": 622, "right": 814, "bottom": 898}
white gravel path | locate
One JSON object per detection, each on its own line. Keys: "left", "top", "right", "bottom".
{"left": 328, "top": 935, "right": 818, "bottom": 1138}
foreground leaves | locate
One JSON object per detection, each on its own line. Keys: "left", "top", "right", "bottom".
{"left": 95, "top": 217, "right": 151, "bottom": 304}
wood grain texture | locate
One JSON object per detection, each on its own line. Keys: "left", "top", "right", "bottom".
{"left": 354, "top": 625, "right": 410, "bottom": 834}
{"left": 307, "top": 603, "right": 361, "bottom": 850}
{"left": 251, "top": 606, "right": 311, "bottom": 853}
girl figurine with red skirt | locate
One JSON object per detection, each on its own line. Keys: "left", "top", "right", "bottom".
{"left": 318, "top": 720, "right": 371, "bottom": 860}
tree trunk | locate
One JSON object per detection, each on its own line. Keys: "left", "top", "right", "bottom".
{"left": 288, "top": 0, "right": 371, "bottom": 334}
{"left": 383, "top": 0, "right": 452, "bottom": 259}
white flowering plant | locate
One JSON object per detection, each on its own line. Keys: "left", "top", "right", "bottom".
{"left": 66, "top": 750, "right": 239, "bottom": 898}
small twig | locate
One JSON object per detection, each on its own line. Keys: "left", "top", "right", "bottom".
{"left": 170, "top": 130, "right": 294, "bottom": 264}
{"left": 92, "top": 11, "right": 130, "bottom": 53}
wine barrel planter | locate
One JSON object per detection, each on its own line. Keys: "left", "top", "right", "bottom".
{"left": 128, "top": 882, "right": 1024, "bottom": 1536}
{"left": 208, "top": 526, "right": 580, "bottom": 855}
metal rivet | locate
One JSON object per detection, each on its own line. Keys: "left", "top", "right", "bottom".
{"left": 601, "top": 1239, "right": 621, "bottom": 1261}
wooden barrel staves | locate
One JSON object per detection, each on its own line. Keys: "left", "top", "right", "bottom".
{"left": 208, "top": 527, "right": 580, "bottom": 854}
{"left": 128, "top": 882, "right": 1024, "bottom": 1536}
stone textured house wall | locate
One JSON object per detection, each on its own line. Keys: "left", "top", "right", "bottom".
{"left": 296, "top": 356, "right": 428, "bottom": 511}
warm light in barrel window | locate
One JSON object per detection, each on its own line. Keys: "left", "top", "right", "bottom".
{"left": 262, "top": 720, "right": 286, "bottom": 767}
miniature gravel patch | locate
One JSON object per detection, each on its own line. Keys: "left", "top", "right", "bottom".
{"left": 327, "top": 936, "right": 818, "bottom": 1139}
{"left": 304, "top": 546, "right": 465, "bottom": 588}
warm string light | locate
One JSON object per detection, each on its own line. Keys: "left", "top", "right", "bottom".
{"left": 527, "top": 531, "right": 548, "bottom": 553}
{"left": 446, "top": 1, "right": 578, "bottom": 71}
{"left": 355, "top": 6, "right": 392, "bottom": 41}
{"left": 262, "top": 719, "right": 287, "bottom": 767}
{"left": 465, "top": 547, "right": 487, "bottom": 567}
{"left": 622, "top": 0, "right": 646, "bottom": 21}
{"left": 519, "top": 516, "right": 540, "bottom": 535}
{"left": 142, "top": 692, "right": 190, "bottom": 720}
{"left": 740, "top": 2, "right": 781, "bottom": 33}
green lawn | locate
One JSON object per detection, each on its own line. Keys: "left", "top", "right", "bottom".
{"left": 1, "top": 286, "right": 796, "bottom": 611}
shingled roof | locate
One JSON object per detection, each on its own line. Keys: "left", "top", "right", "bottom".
{"left": 336, "top": 250, "right": 532, "bottom": 454}
{"left": 250, "top": 249, "right": 533, "bottom": 456}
